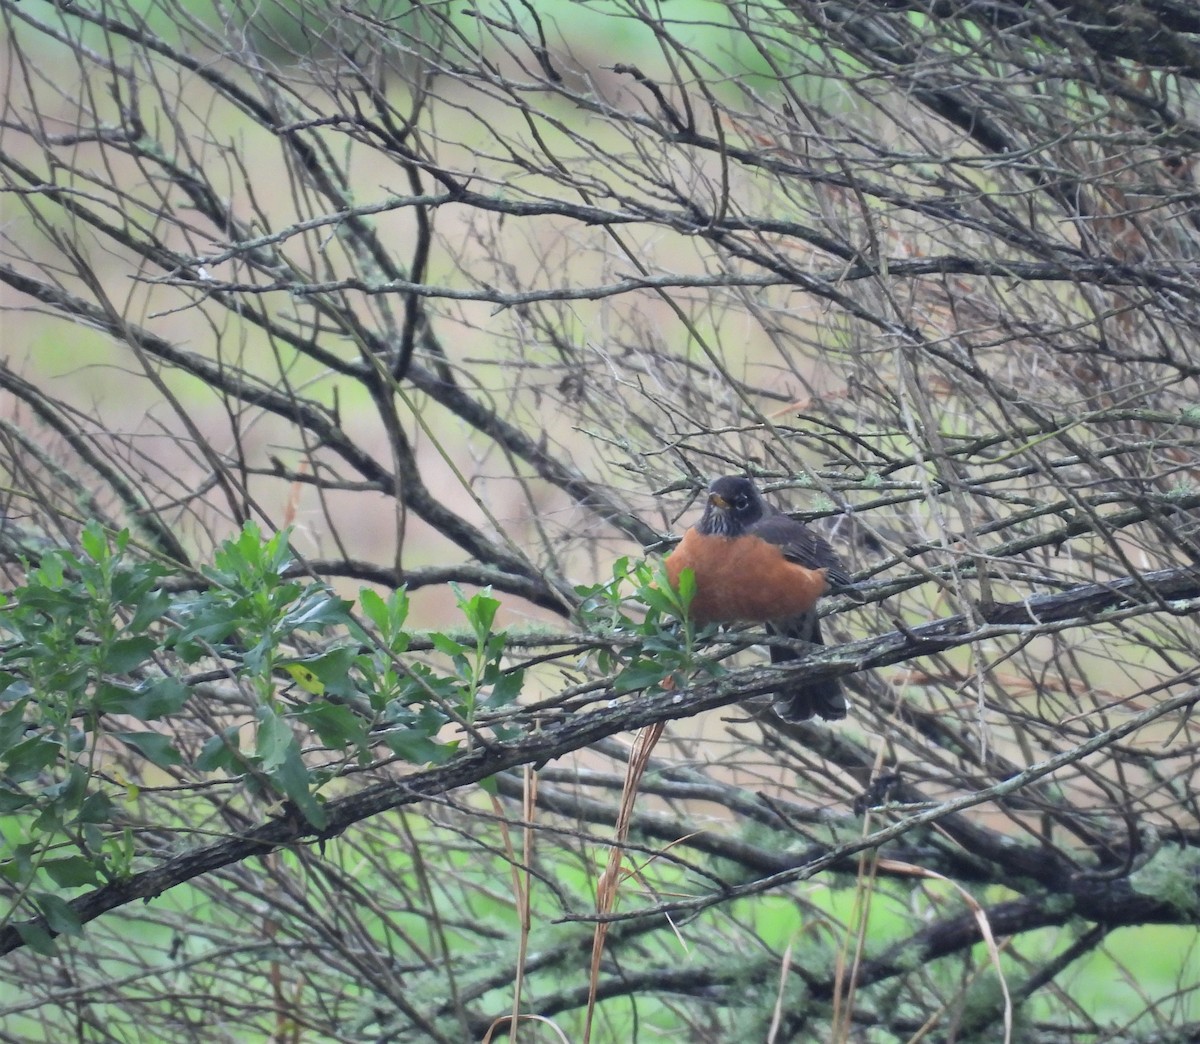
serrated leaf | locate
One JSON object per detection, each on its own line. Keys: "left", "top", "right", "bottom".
{"left": 261, "top": 526, "right": 295, "bottom": 577}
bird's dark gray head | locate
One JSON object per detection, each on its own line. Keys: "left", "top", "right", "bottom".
{"left": 698, "top": 476, "right": 766, "bottom": 536}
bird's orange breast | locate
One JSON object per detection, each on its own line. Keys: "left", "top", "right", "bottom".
{"left": 665, "top": 528, "right": 830, "bottom": 624}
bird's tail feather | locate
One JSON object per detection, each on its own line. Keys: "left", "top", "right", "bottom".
{"left": 767, "top": 616, "right": 848, "bottom": 722}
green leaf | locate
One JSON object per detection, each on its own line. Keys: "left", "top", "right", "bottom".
{"left": 280, "top": 587, "right": 353, "bottom": 633}
{"left": 42, "top": 856, "right": 103, "bottom": 888}
{"left": 101, "top": 636, "right": 157, "bottom": 674}
{"left": 359, "top": 586, "right": 410, "bottom": 640}
{"left": 297, "top": 702, "right": 370, "bottom": 751}
{"left": 255, "top": 707, "right": 294, "bottom": 772}
{"left": 96, "top": 677, "right": 191, "bottom": 720}
{"left": 294, "top": 647, "right": 361, "bottom": 698}
{"left": 673, "top": 564, "right": 696, "bottom": 609}
{"left": 638, "top": 576, "right": 685, "bottom": 616}
{"left": 169, "top": 597, "right": 243, "bottom": 648}
{"left": 359, "top": 587, "right": 389, "bottom": 631}
{"left": 0, "top": 698, "right": 30, "bottom": 749}
{"left": 458, "top": 588, "right": 500, "bottom": 638}
{"left": 385, "top": 728, "right": 453, "bottom": 766}
{"left": 259, "top": 526, "right": 296, "bottom": 577}
{"left": 4, "top": 734, "right": 61, "bottom": 782}
{"left": 41, "top": 763, "right": 87, "bottom": 804}
{"left": 15, "top": 918, "right": 58, "bottom": 956}
{"left": 4, "top": 843, "right": 36, "bottom": 884}
{"left": 613, "top": 659, "right": 670, "bottom": 694}
{"left": 207, "top": 521, "right": 290, "bottom": 586}
{"left": 126, "top": 586, "right": 171, "bottom": 631}
{"left": 32, "top": 551, "right": 68, "bottom": 590}
{"left": 34, "top": 892, "right": 82, "bottom": 937}
{"left": 195, "top": 726, "right": 243, "bottom": 773}
{"left": 132, "top": 677, "right": 192, "bottom": 720}
{"left": 114, "top": 731, "right": 183, "bottom": 769}
{"left": 487, "top": 668, "right": 524, "bottom": 708}
{"left": 398, "top": 663, "right": 461, "bottom": 706}
{"left": 0, "top": 786, "right": 31, "bottom": 813}
{"left": 430, "top": 632, "right": 468, "bottom": 659}
{"left": 78, "top": 520, "right": 110, "bottom": 564}
{"left": 76, "top": 790, "right": 114, "bottom": 825}
{"left": 262, "top": 737, "right": 325, "bottom": 828}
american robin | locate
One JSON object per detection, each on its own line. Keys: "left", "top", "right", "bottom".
{"left": 665, "top": 476, "right": 850, "bottom": 721}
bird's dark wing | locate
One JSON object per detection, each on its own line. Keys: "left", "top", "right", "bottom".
{"left": 748, "top": 514, "right": 852, "bottom": 589}
{"left": 744, "top": 503, "right": 853, "bottom": 721}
